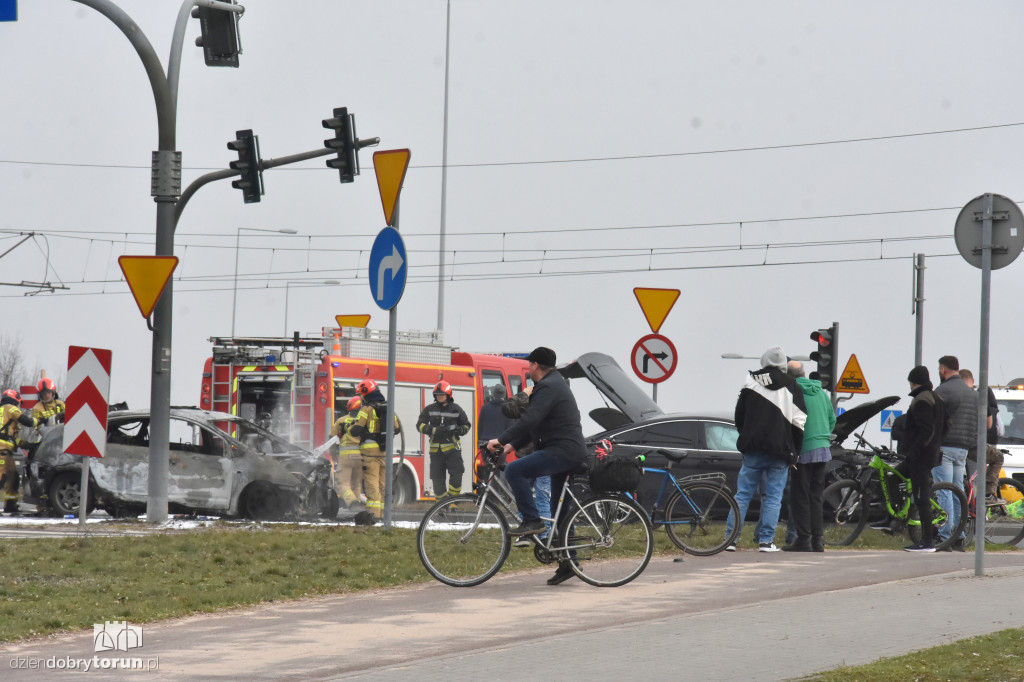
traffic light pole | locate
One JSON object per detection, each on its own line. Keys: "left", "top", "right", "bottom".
{"left": 71, "top": 0, "right": 242, "bottom": 524}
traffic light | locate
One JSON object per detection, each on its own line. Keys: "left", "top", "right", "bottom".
{"left": 191, "top": 1, "right": 241, "bottom": 67}
{"left": 809, "top": 324, "right": 838, "bottom": 392}
{"left": 323, "top": 107, "right": 358, "bottom": 183}
{"left": 227, "top": 129, "right": 263, "bottom": 204}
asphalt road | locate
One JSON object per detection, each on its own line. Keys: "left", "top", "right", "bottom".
{"left": 1, "top": 549, "right": 1020, "bottom": 681}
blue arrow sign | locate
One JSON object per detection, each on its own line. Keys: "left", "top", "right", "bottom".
{"left": 880, "top": 409, "right": 902, "bottom": 433}
{"left": 0, "top": 0, "right": 16, "bottom": 21}
{"left": 368, "top": 227, "right": 406, "bottom": 310}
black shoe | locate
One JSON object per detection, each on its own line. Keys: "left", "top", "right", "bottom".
{"left": 951, "top": 538, "right": 966, "bottom": 552}
{"left": 781, "top": 538, "right": 813, "bottom": 552}
{"left": 512, "top": 536, "right": 533, "bottom": 548}
{"left": 546, "top": 561, "right": 576, "bottom": 585}
{"left": 904, "top": 544, "right": 936, "bottom": 553}
{"left": 509, "top": 519, "right": 545, "bottom": 536}
{"left": 811, "top": 536, "right": 825, "bottom": 553}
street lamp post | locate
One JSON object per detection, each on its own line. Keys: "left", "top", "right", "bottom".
{"left": 284, "top": 279, "right": 339, "bottom": 336}
{"left": 232, "top": 227, "right": 297, "bottom": 338}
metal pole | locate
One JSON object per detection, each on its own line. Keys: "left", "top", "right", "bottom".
{"left": 232, "top": 228, "right": 242, "bottom": 338}
{"left": 284, "top": 282, "right": 290, "bottom": 337}
{"left": 383, "top": 198, "right": 400, "bottom": 530}
{"left": 436, "top": 0, "right": 451, "bottom": 333}
{"left": 914, "top": 254, "right": 925, "bottom": 367}
{"left": 79, "top": 458, "right": 89, "bottom": 527}
{"left": 975, "top": 194, "right": 995, "bottom": 576}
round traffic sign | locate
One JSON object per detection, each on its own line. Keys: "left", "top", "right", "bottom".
{"left": 954, "top": 193, "right": 1024, "bottom": 270}
{"left": 368, "top": 227, "right": 407, "bottom": 310}
{"left": 630, "top": 333, "right": 678, "bottom": 384}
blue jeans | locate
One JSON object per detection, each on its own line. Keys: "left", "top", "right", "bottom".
{"left": 536, "top": 476, "right": 552, "bottom": 535}
{"left": 933, "top": 446, "right": 968, "bottom": 541}
{"left": 505, "top": 449, "right": 576, "bottom": 524}
{"left": 727, "top": 453, "right": 790, "bottom": 544}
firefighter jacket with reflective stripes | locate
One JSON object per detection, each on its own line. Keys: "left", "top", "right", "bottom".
{"left": 330, "top": 408, "right": 363, "bottom": 459}
{"left": 416, "top": 400, "right": 471, "bottom": 454}
{"left": 28, "top": 398, "right": 66, "bottom": 443}
{"left": 351, "top": 401, "right": 400, "bottom": 457}
{"left": 0, "top": 404, "right": 36, "bottom": 450}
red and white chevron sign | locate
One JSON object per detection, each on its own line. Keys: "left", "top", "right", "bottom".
{"left": 62, "top": 346, "right": 113, "bottom": 459}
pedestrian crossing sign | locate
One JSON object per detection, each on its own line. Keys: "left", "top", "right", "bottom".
{"left": 880, "top": 409, "right": 902, "bottom": 432}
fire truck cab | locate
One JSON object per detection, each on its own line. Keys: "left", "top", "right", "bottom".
{"left": 200, "top": 328, "right": 530, "bottom": 503}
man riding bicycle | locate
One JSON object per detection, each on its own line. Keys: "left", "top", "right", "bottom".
{"left": 486, "top": 346, "right": 588, "bottom": 586}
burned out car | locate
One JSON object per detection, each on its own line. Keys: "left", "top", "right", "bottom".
{"left": 23, "top": 407, "right": 338, "bottom": 520}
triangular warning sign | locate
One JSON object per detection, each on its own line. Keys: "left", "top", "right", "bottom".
{"left": 118, "top": 255, "right": 178, "bottom": 318}
{"left": 633, "top": 288, "right": 680, "bottom": 333}
{"left": 336, "top": 314, "right": 371, "bottom": 329}
{"left": 882, "top": 412, "right": 896, "bottom": 429}
{"left": 374, "top": 149, "right": 411, "bottom": 227}
{"left": 837, "top": 354, "right": 870, "bottom": 394}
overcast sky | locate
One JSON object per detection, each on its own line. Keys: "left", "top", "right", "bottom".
{"left": 3, "top": 1, "right": 1024, "bottom": 440}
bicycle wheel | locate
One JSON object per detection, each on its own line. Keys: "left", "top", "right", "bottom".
{"left": 417, "top": 494, "right": 510, "bottom": 587}
{"left": 559, "top": 494, "right": 653, "bottom": 587}
{"left": 983, "top": 478, "right": 1024, "bottom": 547}
{"left": 663, "top": 482, "right": 740, "bottom": 556}
{"left": 821, "top": 479, "right": 868, "bottom": 546}
{"left": 908, "top": 481, "right": 968, "bottom": 551}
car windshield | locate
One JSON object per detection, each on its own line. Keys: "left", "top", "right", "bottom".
{"left": 221, "top": 416, "right": 310, "bottom": 455}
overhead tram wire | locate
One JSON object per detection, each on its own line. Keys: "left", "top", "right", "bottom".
{"left": 3, "top": 121, "right": 1024, "bottom": 171}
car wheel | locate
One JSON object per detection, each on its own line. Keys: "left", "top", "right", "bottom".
{"left": 48, "top": 471, "right": 93, "bottom": 517}
{"left": 241, "top": 482, "right": 287, "bottom": 521}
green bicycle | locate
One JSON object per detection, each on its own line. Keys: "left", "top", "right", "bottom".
{"left": 822, "top": 435, "right": 967, "bottom": 551}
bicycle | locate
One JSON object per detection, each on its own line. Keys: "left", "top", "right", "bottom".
{"left": 962, "top": 466, "right": 1024, "bottom": 547}
{"left": 635, "top": 448, "right": 740, "bottom": 556}
{"left": 821, "top": 434, "right": 967, "bottom": 551}
{"left": 417, "top": 448, "right": 654, "bottom": 588}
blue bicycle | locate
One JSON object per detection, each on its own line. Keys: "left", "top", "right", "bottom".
{"left": 636, "top": 449, "right": 741, "bottom": 556}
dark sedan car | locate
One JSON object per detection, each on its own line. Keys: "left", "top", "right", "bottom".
{"left": 22, "top": 407, "right": 338, "bottom": 520}
{"left": 560, "top": 352, "right": 900, "bottom": 509}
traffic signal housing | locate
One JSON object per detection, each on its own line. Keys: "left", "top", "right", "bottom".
{"left": 809, "top": 325, "right": 838, "bottom": 392}
{"left": 191, "top": 1, "right": 241, "bottom": 67}
{"left": 228, "top": 129, "right": 263, "bottom": 204}
{"left": 323, "top": 107, "right": 358, "bottom": 183}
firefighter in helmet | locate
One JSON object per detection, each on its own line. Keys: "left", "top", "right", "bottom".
{"left": 348, "top": 379, "right": 400, "bottom": 521}
{"left": 0, "top": 390, "right": 41, "bottom": 514}
{"left": 416, "top": 380, "right": 471, "bottom": 500}
{"left": 329, "top": 395, "right": 364, "bottom": 510}
{"left": 31, "top": 377, "right": 66, "bottom": 440}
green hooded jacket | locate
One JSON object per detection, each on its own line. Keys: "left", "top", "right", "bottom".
{"left": 796, "top": 377, "right": 836, "bottom": 452}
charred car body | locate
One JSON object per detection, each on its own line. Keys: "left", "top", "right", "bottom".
{"left": 23, "top": 407, "right": 338, "bottom": 520}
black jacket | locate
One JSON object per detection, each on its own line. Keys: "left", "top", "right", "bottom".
{"left": 477, "top": 397, "right": 513, "bottom": 442}
{"left": 734, "top": 366, "right": 807, "bottom": 464}
{"left": 901, "top": 386, "right": 944, "bottom": 467}
{"left": 497, "top": 371, "right": 586, "bottom": 464}
{"left": 416, "top": 400, "right": 470, "bottom": 444}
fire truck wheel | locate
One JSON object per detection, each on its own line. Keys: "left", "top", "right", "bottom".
{"left": 391, "top": 467, "right": 415, "bottom": 506}
{"left": 241, "top": 482, "right": 287, "bottom": 521}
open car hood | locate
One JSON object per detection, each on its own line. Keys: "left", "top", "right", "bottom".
{"left": 832, "top": 395, "right": 900, "bottom": 446}
{"left": 559, "top": 352, "right": 664, "bottom": 429}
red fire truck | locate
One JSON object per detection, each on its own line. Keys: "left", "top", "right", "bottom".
{"left": 200, "top": 328, "right": 529, "bottom": 503}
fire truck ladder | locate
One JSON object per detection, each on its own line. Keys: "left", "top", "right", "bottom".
{"left": 290, "top": 348, "right": 319, "bottom": 447}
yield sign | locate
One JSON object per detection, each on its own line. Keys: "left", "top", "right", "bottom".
{"left": 336, "top": 314, "right": 371, "bottom": 329}
{"left": 62, "top": 346, "right": 112, "bottom": 459}
{"left": 118, "top": 256, "right": 178, "bottom": 318}
{"left": 373, "top": 149, "right": 411, "bottom": 227}
{"left": 837, "top": 354, "right": 870, "bottom": 394}
{"left": 633, "top": 288, "right": 680, "bottom": 333}
{"left": 631, "top": 333, "right": 678, "bottom": 384}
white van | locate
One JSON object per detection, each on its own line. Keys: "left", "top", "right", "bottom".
{"left": 992, "top": 381, "right": 1024, "bottom": 483}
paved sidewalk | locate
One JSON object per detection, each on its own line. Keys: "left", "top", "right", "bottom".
{"left": 1, "top": 551, "right": 1020, "bottom": 680}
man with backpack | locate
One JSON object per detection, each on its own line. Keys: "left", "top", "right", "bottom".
{"left": 899, "top": 366, "right": 946, "bottom": 552}
{"left": 933, "top": 356, "right": 978, "bottom": 550}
